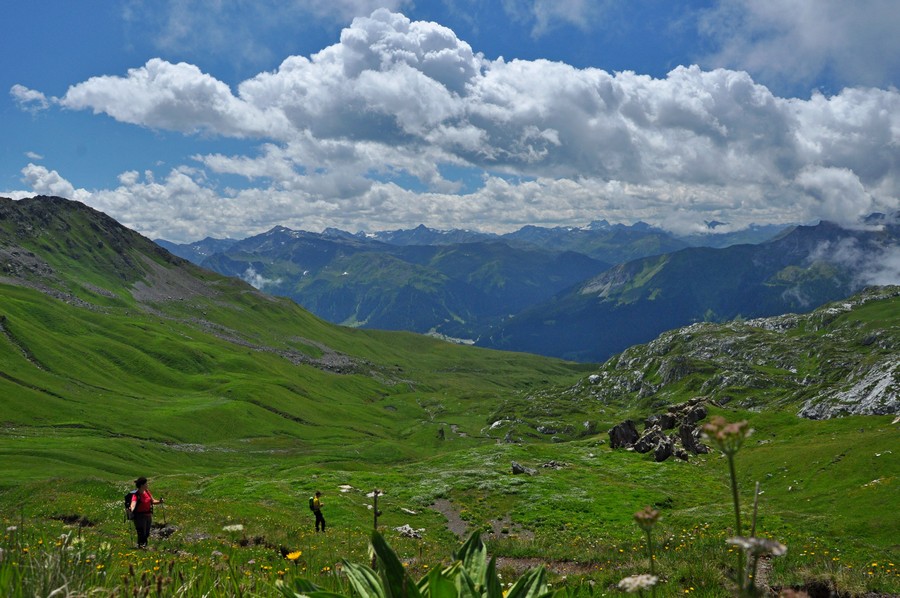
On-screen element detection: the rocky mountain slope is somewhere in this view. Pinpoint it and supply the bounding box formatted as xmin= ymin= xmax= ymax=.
xmin=573 ymin=286 xmax=899 ymax=419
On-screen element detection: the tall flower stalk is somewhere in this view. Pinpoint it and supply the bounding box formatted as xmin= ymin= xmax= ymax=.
xmin=634 ymin=506 xmax=660 ymax=576
xmin=702 ymin=416 xmax=753 ymax=593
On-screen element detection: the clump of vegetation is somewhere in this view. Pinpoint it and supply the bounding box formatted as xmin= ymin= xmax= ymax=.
xmin=279 ymin=531 xmax=553 ymax=598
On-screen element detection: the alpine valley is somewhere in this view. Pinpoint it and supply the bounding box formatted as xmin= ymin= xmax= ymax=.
xmin=159 ymin=214 xmax=898 ymax=362
xmin=1 ymin=196 xmax=898 ymax=597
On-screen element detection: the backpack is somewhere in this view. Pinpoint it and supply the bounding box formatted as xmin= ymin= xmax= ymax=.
xmin=308 ymin=496 xmax=315 ymax=511
xmin=124 ymin=490 xmax=137 ymax=521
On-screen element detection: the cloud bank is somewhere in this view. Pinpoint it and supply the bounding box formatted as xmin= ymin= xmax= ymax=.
xmin=6 ymin=9 xmax=900 ymax=242
xmin=699 ymin=0 xmax=900 ymax=92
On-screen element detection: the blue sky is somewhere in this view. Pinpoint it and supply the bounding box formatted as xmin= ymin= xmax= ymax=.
xmin=2 ymin=0 xmax=899 ymax=242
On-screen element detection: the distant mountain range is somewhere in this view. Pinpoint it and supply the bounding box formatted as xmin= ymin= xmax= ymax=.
xmin=156 ymin=221 xmax=793 ymax=347
xmin=161 ymin=227 xmax=609 ymax=339
xmin=159 ymin=216 xmax=898 ymax=362
xmin=482 ymin=218 xmax=900 ymax=361
xmin=158 ymin=220 xmax=786 ymax=264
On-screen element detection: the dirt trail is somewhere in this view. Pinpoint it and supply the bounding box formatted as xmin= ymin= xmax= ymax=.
xmin=428 ymin=499 xmax=598 ymax=576
xmin=430 ymin=498 xmax=468 ymax=538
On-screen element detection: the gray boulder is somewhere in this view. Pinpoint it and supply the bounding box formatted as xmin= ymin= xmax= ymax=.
xmin=679 ymin=423 xmax=709 ymax=454
xmin=634 ymin=425 xmax=666 ymax=454
xmin=654 ymin=437 xmax=674 ymax=462
xmin=683 ymin=404 xmax=708 ymax=425
xmin=511 ymin=461 xmax=537 ymax=475
xmin=608 ymin=420 xmax=639 ymax=449
xmin=607 ymin=397 xmax=713 ymax=461
xmin=645 ymin=413 xmax=676 ymax=430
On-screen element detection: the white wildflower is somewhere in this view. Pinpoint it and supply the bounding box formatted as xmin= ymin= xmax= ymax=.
xmin=618 ymin=574 xmax=659 ymax=593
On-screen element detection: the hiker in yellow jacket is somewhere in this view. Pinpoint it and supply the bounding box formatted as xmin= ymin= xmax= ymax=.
xmin=311 ymin=490 xmax=326 ymax=532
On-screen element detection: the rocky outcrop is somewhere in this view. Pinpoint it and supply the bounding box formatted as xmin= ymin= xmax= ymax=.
xmin=580 ymin=287 xmax=900 ymax=419
xmin=608 ymin=398 xmax=710 ymax=462
xmin=798 ymin=359 xmax=898 ymax=419
xmin=645 ymin=413 xmax=676 ymax=430
xmin=679 ymin=421 xmax=709 ymax=454
xmin=608 ymin=420 xmax=639 ymax=448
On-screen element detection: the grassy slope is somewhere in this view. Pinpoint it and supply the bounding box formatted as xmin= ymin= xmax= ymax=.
xmin=0 ymin=275 xmax=589 ymax=484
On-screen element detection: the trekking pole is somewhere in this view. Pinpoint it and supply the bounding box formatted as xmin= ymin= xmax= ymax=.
xmin=125 ymin=512 xmax=135 ymax=548
xmin=161 ymin=500 xmax=167 ymax=526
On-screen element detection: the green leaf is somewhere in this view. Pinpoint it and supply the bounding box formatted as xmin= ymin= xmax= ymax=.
xmin=288 ymin=579 xmax=328 ymax=593
xmin=484 ymin=557 xmax=503 ymax=598
xmin=276 ymin=578 xmax=349 ymax=598
xmin=418 ymin=567 xmax=459 ymax=598
xmin=343 ymin=561 xmax=387 ymax=598
xmin=371 ymin=531 xmax=422 ymax=598
xmin=453 ymin=532 xmax=489 ymax=590
xmin=455 ymin=567 xmax=481 ymax=598
xmin=505 ymin=566 xmax=551 ymax=598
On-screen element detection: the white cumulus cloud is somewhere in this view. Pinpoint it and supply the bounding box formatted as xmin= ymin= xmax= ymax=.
xmin=698 ymin=0 xmax=900 ymax=92
xmin=19 ymin=164 xmax=90 ymax=202
xmin=6 ymin=9 xmax=900 ymax=241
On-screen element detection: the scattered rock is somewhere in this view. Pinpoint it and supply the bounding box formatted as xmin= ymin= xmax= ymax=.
xmin=503 ymin=430 xmax=522 ymax=444
xmin=645 ymin=413 xmax=676 ymax=430
xmin=394 ymin=524 xmax=424 ymax=539
xmin=633 ymin=425 xmax=665 ymax=454
xmin=51 ymin=514 xmax=96 ymax=527
xmin=679 ymin=423 xmax=709 ymax=454
xmin=653 ymin=437 xmax=674 ymax=462
xmin=608 ymin=420 xmax=639 ymax=448
xmin=541 ymin=460 xmax=568 ymax=469
xmin=151 ymin=524 xmax=178 ymax=539
xmin=683 ymin=404 xmax=708 ymax=425
xmin=511 ymin=461 xmax=537 ymax=475
xmin=673 ymin=447 xmax=691 ymax=461
xmin=607 ymin=398 xmax=711 ymax=461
